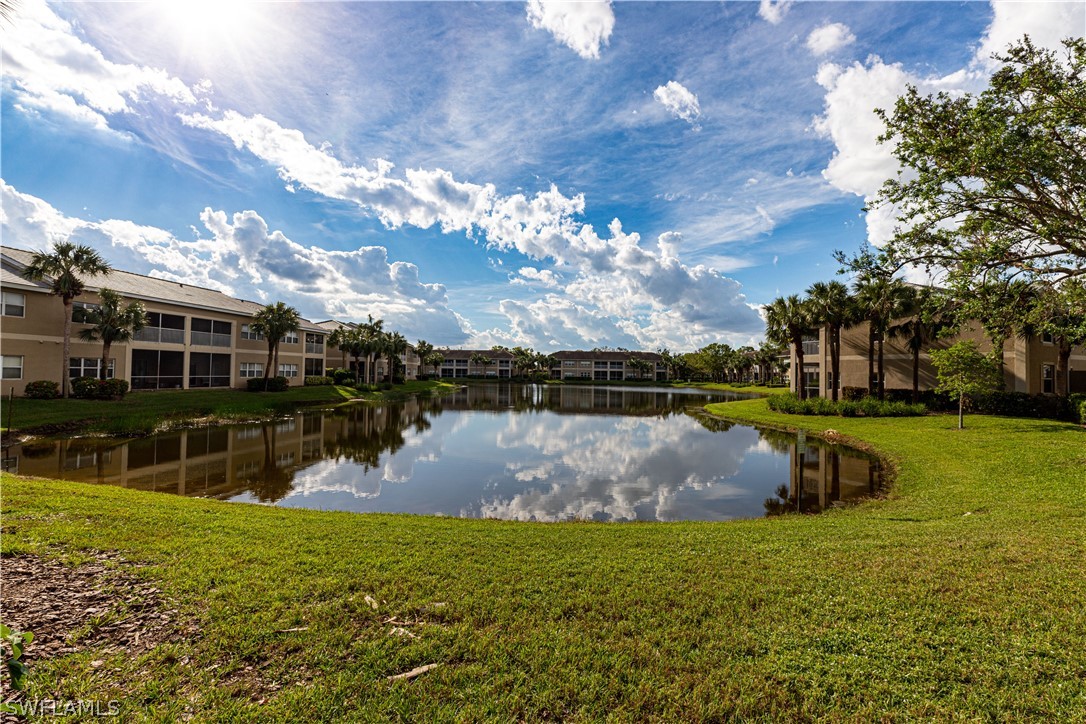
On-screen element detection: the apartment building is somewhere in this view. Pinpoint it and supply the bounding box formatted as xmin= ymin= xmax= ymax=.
xmin=787 ymin=320 xmax=1086 ymax=398
xmin=1 ymin=246 xmax=329 ymax=396
xmin=549 ymin=350 xmax=668 ymax=382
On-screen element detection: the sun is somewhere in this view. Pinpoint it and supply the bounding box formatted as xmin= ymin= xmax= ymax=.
xmin=153 ymin=0 xmax=265 ymax=52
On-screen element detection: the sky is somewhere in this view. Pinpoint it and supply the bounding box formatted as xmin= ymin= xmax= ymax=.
xmin=2 ymin=0 xmax=1083 ymax=352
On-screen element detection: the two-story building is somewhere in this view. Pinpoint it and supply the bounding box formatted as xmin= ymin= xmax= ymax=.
xmin=1 ymin=246 xmax=329 ymax=395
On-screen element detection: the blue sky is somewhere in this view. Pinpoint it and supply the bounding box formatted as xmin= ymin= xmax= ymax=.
xmin=2 ymin=1 xmax=1082 ymax=350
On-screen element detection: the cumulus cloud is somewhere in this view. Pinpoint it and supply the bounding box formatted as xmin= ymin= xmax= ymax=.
xmin=758 ymin=0 xmax=794 ymax=25
xmin=182 ymin=110 xmax=764 ymax=350
xmin=0 ymin=180 xmax=468 ymax=343
xmin=0 ymin=0 xmax=201 ymax=131
xmin=526 ymin=0 xmax=615 ymax=60
xmin=653 ymin=80 xmax=702 ymax=128
xmin=513 ymin=267 xmax=562 ymax=288
xmin=975 ymin=0 xmax=1085 ymax=68
xmin=806 ymin=22 xmax=856 ymax=56
xmin=812 ymin=58 xmax=979 ymax=244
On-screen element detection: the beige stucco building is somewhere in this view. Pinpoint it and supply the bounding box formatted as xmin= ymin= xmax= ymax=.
xmin=786 ymin=319 xmax=1086 ymax=398
xmin=2 ymin=246 xmax=331 ymax=396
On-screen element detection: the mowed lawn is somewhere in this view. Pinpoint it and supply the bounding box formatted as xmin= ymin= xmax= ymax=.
xmin=2 ymin=398 xmax=1084 ymax=720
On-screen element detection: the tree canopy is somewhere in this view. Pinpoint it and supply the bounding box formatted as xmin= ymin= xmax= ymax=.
xmin=872 ymin=37 xmax=1086 ymax=284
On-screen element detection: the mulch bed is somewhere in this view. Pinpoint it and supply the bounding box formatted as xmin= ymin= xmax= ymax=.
xmin=0 ymin=551 xmax=190 ymax=718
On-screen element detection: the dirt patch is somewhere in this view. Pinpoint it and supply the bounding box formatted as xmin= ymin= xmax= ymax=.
xmin=0 ymin=551 xmax=192 ymax=716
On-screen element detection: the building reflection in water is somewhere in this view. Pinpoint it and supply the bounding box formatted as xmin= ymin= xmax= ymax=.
xmin=758 ymin=429 xmax=882 ymax=515
xmin=4 ymin=384 xmax=880 ymax=518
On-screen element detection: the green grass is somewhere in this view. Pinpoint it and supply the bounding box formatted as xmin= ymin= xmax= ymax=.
xmin=2 ymin=381 xmax=459 ymax=436
xmin=2 ymin=399 xmax=1084 ymax=720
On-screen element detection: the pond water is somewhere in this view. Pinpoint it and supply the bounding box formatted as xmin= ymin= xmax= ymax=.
xmin=4 ymin=384 xmax=881 ymax=522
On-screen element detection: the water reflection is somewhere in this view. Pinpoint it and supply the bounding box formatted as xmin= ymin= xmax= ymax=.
xmin=5 ymin=384 xmax=880 ymax=521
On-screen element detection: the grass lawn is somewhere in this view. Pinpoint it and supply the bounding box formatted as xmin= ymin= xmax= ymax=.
xmin=1 ymin=398 xmax=1084 ymax=720
xmin=1 ymin=380 xmax=459 ymax=437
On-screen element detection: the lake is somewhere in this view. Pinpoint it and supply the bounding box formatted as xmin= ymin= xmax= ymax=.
xmin=4 ymin=384 xmax=881 ymax=521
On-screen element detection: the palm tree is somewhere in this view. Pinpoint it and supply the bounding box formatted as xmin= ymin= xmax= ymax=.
xmin=384 ymin=331 xmax=408 ymax=383
xmin=805 ymin=280 xmax=853 ymax=401
xmin=853 ymin=274 xmax=910 ymax=399
xmin=358 ymin=315 xmax=385 ymax=385
xmin=414 ymin=339 xmax=434 ymax=378
xmin=887 ymin=286 xmax=955 ymax=403
xmin=469 ymin=352 xmax=493 ymax=377
xmin=328 ymin=326 xmax=350 ymax=370
xmin=341 ymin=327 xmax=367 ymax=384
xmin=765 ymin=294 xmax=812 ymax=400
xmin=21 ymin=242 xmax=112 ymax=397
xmin=250 ymin=302 xmax=301 ymax=387
xmin=425 ymin=351 xmax=445 ymax=378
xmin=76 ymin=288 xmax=146 ymax=381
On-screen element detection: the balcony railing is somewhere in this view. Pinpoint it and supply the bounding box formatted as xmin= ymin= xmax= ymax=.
xmin=801 ymin=340 xmax=820 ymax=356
xmin=134 ymin=327 xmax=185 ymax=345
xmin=305 ymin=342 xmax=324 ymax=355
xmin=190 ymin=331 xmax=232 ymax=347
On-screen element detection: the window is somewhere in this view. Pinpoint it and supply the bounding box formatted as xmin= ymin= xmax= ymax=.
xmin=563 ymin=360 xmax=575 ymax=367
xmin=130 ymin=349 xmax=184 ymax=390
xmin=580 ymin=361 xmax=591 ymax=367
xmin=304 ymin=333 xmax=324 ymax=354
xmin=280 ymin=331 xmax=299 ymax=344
xmin=189 ymin=352 xmax=232 ymax=388
xmin=1042 ymin=364 xmax=1055 ymax=394
xmin=241 ymin=324 xmax=265 ymax=341
xmin=2 ymin=355 xmax=23 ymax=380
xmin=1 ymin=292 xmax=25 ymax=317
xmin=134 ymin=312 xmax=185 ymax=344
xmin=239 ymin=362 xmax=263 ymax=378
xmin=71 ymin=301 xmax=100 ymax=324
xmin=801 ymin=335 xmax=820 ymax=356
xmin=304 ymin=358 xmax=324 ymax=377
xmin=69 ymin=358 xmax=114 ymax=380
xmin=1042 ymin=332 xmax=1054 ymax=344
xmin=191 ymin=318 xmax=232 ymax=347
xmin=278 ymin=363 xmax=298 ymax=378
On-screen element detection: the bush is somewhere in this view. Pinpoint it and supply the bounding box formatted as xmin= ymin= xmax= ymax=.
xmin=71 ymin=376 xmax=100 ymax=399
xmin=1079 ymin=399 xmax=1086 ymax=425
xmin=97 ymin=378 xmax=129 ymax=399
xmin=968 ymin=391 xmax=1074 ymax=420
xmin=332 ymin=369 xmax=355 ymax=385
xmin=246 ymin=376 xmax=290 ymax=392
xmin=841 ymin=386 xmax=868 ymax=401
xmin=768 ymin=392 xmax=926 ymax=418
xmin=23 ymin=380 xmax=59 ymax=399
xmin=305 ymin=376 xmax=334 ymax=386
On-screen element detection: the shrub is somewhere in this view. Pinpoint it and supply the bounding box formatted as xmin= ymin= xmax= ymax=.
xmin=97 ymin=378 xmax=129 ymax=399
xmin=768 ymin=392 xmax=926 ymax=418
xmin=23 ymin=380 xmax=59 ymax=399
xmin=968 ymin=391 xmax=1073 ymax=420
xmin=304 ymin=376 xmax=334 ymax=386
xmin=246 ymin=376 xmax=290 ymax=392
xmin=71 ymin=376 xmax=100 ymax=399
xmin=841 ymin=386 xmax=868 ymax=401
xmin=1079 ymin=399 xmax=1086 ymax=425
xmin=332 ymin=369 xmax=355 ymax=385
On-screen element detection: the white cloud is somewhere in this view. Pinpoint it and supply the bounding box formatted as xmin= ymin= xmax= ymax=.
xmin=526 ymin=0 xmax=615 ymax=60
xmin=0 ymin=180 xmax=468 ymax=343
xmin=812 ymin=57 xmax=979 ymax=245
xmin=758 ymin=0 xmax=794 ymax=25
xmin=975 ymin=0 xmax=1086 ymax=69
xmin=182 ymin=110 xmax=764 ymax=350
xmin=653 ymin=80 xmax=702 ymax=128
xmin=806 ymin=22 xmax=856 ymax=56
xmin=0 ymin=0 xmax=200 ymax=131
xmin=513 ymin=267 xmax=562 ymax=288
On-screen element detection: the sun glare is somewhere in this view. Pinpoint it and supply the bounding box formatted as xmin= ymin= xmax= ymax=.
xmin=154 ymin=0 xmax=263 ymax=50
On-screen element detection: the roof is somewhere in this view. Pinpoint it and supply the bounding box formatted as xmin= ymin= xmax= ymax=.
xmin=551 ymin=350 xmax=662 ymax=363
xmin=2 ymin=246 xmax=326 ymax=333
xmin=438 ymin=349 xmax=516 ymax=361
